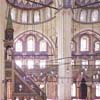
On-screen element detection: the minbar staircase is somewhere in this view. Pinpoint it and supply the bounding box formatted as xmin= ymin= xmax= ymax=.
xmin=14 ymin=65 xmax=46 ymax=100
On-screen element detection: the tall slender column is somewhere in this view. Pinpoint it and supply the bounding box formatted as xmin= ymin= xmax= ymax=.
xmin=87 ymin=82 xmax=90 ymax=100
xmin=56 ymin=8 xmax=73 ymax=100
xmin=4 ymin=80 xmax=7 ymax=100
xmin=77 ymin=87 xmax=80 ymax=99
xmin=0 ymin=0 xmax=7 ymax=99
xmin=76 ymin=83 xmax=80 ymax=99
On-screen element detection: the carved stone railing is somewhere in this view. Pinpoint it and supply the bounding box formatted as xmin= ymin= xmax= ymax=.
xmin=14 ymin=65 xmax=46 ymax=100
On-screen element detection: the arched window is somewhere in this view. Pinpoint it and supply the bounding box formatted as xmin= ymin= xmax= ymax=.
xmin=15 ymin=40 xmax=22 ymax=52
xmin=95 ymin=60 xmax=100 ymax=69
xmin=22 ymin=11 xmax=27 ymax=23
xmin=11 ymin=8 xmax=16 ymax=20
xmin=40 ymin=60 xmax=46 ymax=69
xmin=34 ymin=11 xmax=40 ymax=23
xmin=91 ymin=10 xmax=98 ymax=22
xmin=15 ymin=60 xmax=22 ymax=68
xmin=96 ymin=83 xmax=100 ymax=96
xmin=80 ymin=10 xmax=87 ymax=22
xmin=71 ymin=83 xmax=76 ymax=97
xmin=95 ymin=41 xmax=100 ymax=51
xmin=27 ymin=59 xmax=34 ymax=69
xmin=80 ymin=35 xmax=89 ymax=51
xmin=27 ymin=36 xmax=35 ymax=52
xmin=40 ymin=40 xmax=47 ymax=52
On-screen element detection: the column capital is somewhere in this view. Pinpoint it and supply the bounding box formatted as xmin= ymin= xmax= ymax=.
xmin=56 ymin=8 xmax=73 ymax=16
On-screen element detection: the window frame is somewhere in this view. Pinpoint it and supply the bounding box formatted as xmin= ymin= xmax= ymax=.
xmin=27 ymin=59 xmax=34 ymax=69
xmin=15 ymin=40 xmax=23 ymax=52
xmin=11 ymin=8 xmax=16 ymax=21
xmin=40 ymin=59 xmax=46 ymax=69
xmin=80 ymin=35 xmax=89 ymax=52
xmin=26 ymin=35 xmax=36 ymax=52
xmin=80 ymin=10 xmax=87 ymax=22
xmin=91 ymin=10 xmax=99 ymax=22
xmin=21 ymin=11 xmax=28 ymax=23
xmin=34 ymin=11 xmax=40 ymax=23
xmin=39 ymin=39 xmax=47 ymax=52
xmin=81 ymin=59 xmax=88 ymax=71
xmin=95 ymin=41 xmax=100 ymax=52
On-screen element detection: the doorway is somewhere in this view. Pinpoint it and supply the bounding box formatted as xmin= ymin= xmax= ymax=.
xmin=80 ymin=78 xmax=87 ymax=99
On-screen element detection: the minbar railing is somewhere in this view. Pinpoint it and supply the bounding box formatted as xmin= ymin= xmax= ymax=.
xmin=14 ymin=65 xmax=46 ymax=100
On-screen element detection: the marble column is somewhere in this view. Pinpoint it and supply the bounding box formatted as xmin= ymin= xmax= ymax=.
xmin=76 ymin=85 xmax=80 ymax=99
xmin=56 ymin=8 xmax=73 ymax=100
xmin=87 ymin=83 xmax=92 ymax=100
xmin=0 ymin=0 xmax=7 ymax=99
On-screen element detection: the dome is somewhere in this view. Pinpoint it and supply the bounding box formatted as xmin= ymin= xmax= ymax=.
xmin=6 ymin=0 xmax=53 ymax=9
xmin=76 ymin=0 xmax=100 ymax=7
xmin=73 ymin=0 xmax=100 ymax=23
xmin=6 ymin=0 xmax=62 ymax=24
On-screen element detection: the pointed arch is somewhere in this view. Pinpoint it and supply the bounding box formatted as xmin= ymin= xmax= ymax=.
xmin=14 ymin=30 xmax=55 ymax=53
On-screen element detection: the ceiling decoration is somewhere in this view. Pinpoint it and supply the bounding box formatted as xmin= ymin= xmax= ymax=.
xmin=6 ymin=0 xmax=53 ymax=10
xmin=73 ymin=0 xmax=100 ymax=23
xmin=76 ymin=0 xmax=100 ymax=8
